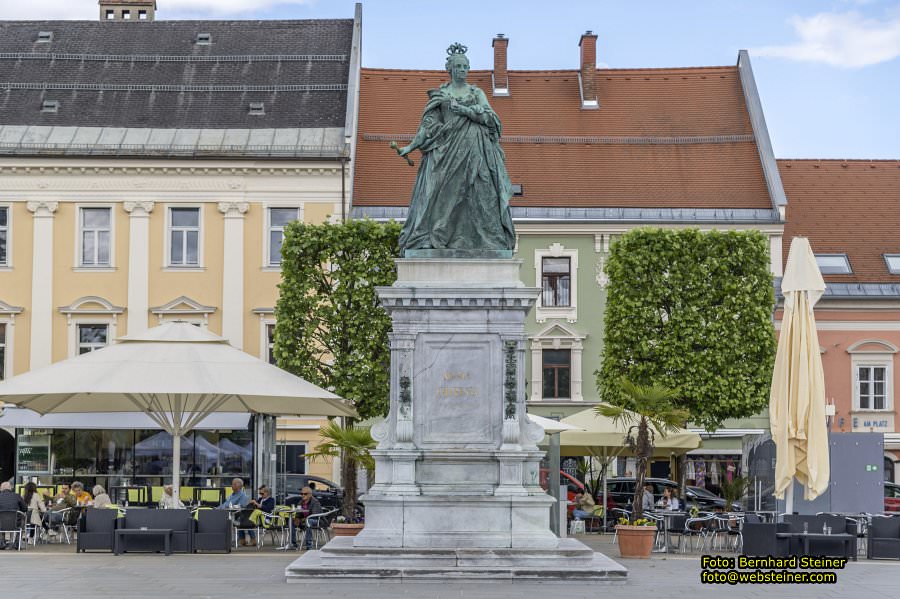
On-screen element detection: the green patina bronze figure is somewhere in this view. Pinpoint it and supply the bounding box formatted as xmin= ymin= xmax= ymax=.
xmin=395 ymin=42 xmax=516 ymax=256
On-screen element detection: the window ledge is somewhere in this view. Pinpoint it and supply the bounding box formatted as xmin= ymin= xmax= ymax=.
xmin=852 ymin=408 xmax=893 ymax=413
xmin=535 ymin=306 xmax=577 ymax=323
xmin=261 ymin=266 xmax=283 ymax=272
xmin=73 ymin=266 xmax=116 ymax=272
xmin=164 ymin=266 xmax=206 ymax=272
xmin=0 ymin=266 xmax=11 ymax=272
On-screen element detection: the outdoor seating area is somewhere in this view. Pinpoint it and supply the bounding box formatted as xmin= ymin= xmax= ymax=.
xmin=0 ymin=503 xmax=342 ymax=554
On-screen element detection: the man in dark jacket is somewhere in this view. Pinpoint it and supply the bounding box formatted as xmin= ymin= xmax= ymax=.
xmin=0 ymin=481 xmax=27 ymax=549
xmin=287 ymin=486 xmax=323 ymax=549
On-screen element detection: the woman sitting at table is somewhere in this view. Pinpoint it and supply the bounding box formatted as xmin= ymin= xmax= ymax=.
xmin=91 ymin=485 xmax=113 ymax=509
xmin=22 ymin=482 xmax=47 ymax=540
xmin=661 ymin=487 xmax=681 ymax=511
xmin=159 ymin=484 xmax=185 ymax=509
xmin=243 ymin=485 xmax=276 ymax=546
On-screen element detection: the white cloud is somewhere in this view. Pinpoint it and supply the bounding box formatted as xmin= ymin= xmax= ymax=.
xmin=0 ymin=0 xmax=314 ymax=19
xmin=754 ymin=11 xmax=900 ymax=68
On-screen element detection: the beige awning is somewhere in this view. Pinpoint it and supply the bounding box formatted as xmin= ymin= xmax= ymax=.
xmin=553 ymin=408 xmax=701 ymax=457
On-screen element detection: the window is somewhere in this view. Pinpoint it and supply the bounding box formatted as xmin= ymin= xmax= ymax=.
xmin=197 ymin=33 xmax=212 ymax=45
xmin=41 ymin=100 xmax=59 ymax=113
xmin=121 ymin=10 xmax=131 ymax=19
xmin=105 ymin=9 xmax=115 ymax=19
xmin=138 ymin=10 xmax=148 ymax=20
xmin=37 ymin=31 xmax=53 ymax=43
xmin=542 ymin=349 xmax=571 ymax=399
xmin=77 ymin=324 xmax=108 ymax=354
xmin=268 ymin=208 xmax=299 ymax=266
xmin=249 ymin=102 xmax=265 ymax=116
xmin=884 ymin=255 xmax=900 ymax=275
xmin=168 ymin=207 xmax=200 ymax=266
xmin=815 ymin=254 xmax=852 ymax=274
xmin=80 ymin=207 xmax=111 ymax=266
xmin=266 ymin=323 xmax=276 ymax=365
xmin=858 ymin=365 xmax=887 ymax=410
xmin=0 ymin=323 xmax=6 ymax=380
xmin=0 ymin=206 xmax=7 ymax=266
xmin=542 ymin=257 xmax=571 ymax=307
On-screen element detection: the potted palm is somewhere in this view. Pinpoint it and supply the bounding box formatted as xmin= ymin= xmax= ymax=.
xmin=304 ymin=420 xmax=375 ymax=537
xmin=597 ymin=378 xmax=689 ymax=558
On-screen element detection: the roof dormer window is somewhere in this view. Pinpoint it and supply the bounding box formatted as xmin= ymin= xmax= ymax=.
xmin=197 ymin=33 xmax=212 ymax=45
xmin=41 ymin=100 xmax=60 ymax=113
xmin=37 ymin=31 xmax=53 ymax=43
xmin=122 ymin=10 xmax=131 ymax=20
xmin=248 ymin=102 xmax=265 ymax=116
xmin=884 ymin=254 xmax=900 ymax=275
xmin=105 ymin=10 xmax=115 ymax=20
xmin=815 ymin=254 xmax=852 ymax=275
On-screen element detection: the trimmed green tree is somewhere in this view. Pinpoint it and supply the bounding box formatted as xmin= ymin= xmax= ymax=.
xmin=275 ymin=219 xmax=400 ymax=517
xmin=597 ymin=228 xmax=776 ymax=431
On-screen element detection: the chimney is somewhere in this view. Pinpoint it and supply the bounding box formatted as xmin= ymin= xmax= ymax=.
xmin=579 ymin=30 xmax=599 ymax=109
xmin=99 ymin=1 xmax=157 ymax=22
xmin=492 ymin=34 xmax=510 ymax=97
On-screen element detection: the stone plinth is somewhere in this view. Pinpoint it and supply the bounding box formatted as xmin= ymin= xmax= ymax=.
xmin=286 ymin=258 xmax=626 ymax=582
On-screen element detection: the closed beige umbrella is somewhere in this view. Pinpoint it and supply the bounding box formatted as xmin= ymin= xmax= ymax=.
xmin=770 ymin=237 xmax=829 ymax=509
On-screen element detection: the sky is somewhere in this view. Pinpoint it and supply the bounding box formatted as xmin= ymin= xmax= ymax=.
xmin=1 ymin=0 xmax=899 ymax=159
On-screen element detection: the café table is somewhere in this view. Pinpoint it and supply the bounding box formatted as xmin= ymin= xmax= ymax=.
xmin=276 ymin=506 xmax=309 ymax=551
xmin=776 ymin=531 xmax=856 ymax=561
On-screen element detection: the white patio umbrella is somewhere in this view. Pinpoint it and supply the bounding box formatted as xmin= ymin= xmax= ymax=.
xmin=0 ymin=322 xmax=356 ymax=498
xmin=770 ymin=237 xmax=830 ymax=512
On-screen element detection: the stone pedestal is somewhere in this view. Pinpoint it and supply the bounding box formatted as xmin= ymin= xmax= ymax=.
xmin=286 ymin=258 xmax=626 ymax=583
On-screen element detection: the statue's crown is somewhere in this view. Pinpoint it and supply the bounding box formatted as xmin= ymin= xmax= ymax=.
xmin=446 ymin=42 xmax=468 ymax=56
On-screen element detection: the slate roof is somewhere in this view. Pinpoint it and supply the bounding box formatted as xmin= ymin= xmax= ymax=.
xmin=352 ymin=64 xmax=777 ymax=214
xmin=0 ymin=20 xmax=353 ymax=131
xmin=780 ymin=159 xmax=900 ymax=285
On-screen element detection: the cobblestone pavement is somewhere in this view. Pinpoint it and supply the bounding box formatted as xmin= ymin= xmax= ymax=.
xmin=1 ymin=534 xmax=896 ymax=598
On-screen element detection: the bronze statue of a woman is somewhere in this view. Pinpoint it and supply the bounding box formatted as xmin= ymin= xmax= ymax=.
xmin=396 ymin=43 xmax=516 ymax=255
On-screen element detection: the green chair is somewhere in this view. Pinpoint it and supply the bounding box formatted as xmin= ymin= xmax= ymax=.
xmin=126 ymin=487 xmax=148 ymax=506
xmin=179 ymin=486 xmax=195 ymax=504
xmin=150 ymin=486 xmax=165 ymax=505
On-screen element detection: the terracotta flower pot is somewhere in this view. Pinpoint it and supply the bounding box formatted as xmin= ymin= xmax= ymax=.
xmin=331 ymin=522 xmax=365 ymax=537
xmin=616 ymin=524 xmax=656 ymax=559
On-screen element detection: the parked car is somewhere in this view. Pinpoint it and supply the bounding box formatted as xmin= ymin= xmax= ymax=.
xmin=539 ymin=469 xmax=585 ymax=516
xmin=885 ymin=481 xmax=900 ymax=512
xmin=683 ymin=485 xmax=743 ymax=512
xmin=282 ymin=475 xmax=345 ymax=513
xmin=604 ymin=477 xmax=676 ymax=510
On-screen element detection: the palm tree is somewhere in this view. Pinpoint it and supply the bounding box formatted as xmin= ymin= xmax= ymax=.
xmin=596 ymin=378 xmax=689 ymax=522
xmin=304 ymin=420 xmax=375 ymax=521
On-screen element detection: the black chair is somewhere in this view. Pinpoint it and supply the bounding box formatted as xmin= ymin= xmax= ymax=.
xmin=742 ymin=522 xmax=790 ymax=556
xmin=0 ymin=510 xmax=27 ymax=551
xmin=867 ymin=516 xmax=900 ymax=560
xmin=76 ymin=508 xmax=118 ymax=552
xmin=194 ymin=509 xmax=232 ymax=553
xmin=121 ymin=508 xmax=192 ymax=553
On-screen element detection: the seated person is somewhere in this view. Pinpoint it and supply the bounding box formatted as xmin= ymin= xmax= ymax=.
xmin=242 ymin=485 xmax=276 ymax=546
xmin=288 ymin=486 xmax=322 ymax=550
xmin=91 ymin=485 xmax=113 ymax=509
xmin=159 ymin=484 xmax=185 ymax=509
xmin=641 ymin=483 xmax=655 ymax=512
xmin=70 ymin=481 xmax=92 ymax=506
xmin=218 ymin=478 xmax=249 ymax=509
xmin=660 ymin=487 xmax=681 ymax=510
xmin=572 ymin=490 xmax=596 ymax=521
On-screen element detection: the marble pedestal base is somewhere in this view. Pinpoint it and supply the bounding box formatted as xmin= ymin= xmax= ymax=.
xmin=285 ymin=537 xmax=628 ymax=583
xmin=285 ymin=258 xmax=626 ymax=583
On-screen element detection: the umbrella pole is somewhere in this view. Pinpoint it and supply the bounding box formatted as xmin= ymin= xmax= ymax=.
xmin=172 ymin=433 xmax=181 ymax=501
xmin=602 ymin=447 xmax=608 ymax=530
xmin=784 ymin=479 xmax=794 ymax=515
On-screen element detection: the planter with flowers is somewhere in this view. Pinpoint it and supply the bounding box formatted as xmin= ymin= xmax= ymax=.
xmin=615 ymin=517 xmax=658 ymax=558
xmin=330 ymin=514 xmax=365 ymax=537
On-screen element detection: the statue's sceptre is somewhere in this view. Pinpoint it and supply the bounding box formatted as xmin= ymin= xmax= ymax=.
xmin=389 ymin=141 xmax=415 ymax=167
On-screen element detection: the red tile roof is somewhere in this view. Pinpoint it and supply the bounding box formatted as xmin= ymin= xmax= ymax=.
xmin=779 ymin=159 xmax=900 ymax=283
xmin=354 ymin=67 xmax=773 ymax=209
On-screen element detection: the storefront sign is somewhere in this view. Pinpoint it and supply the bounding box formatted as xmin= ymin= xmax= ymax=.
xmin=851 ymin=413 xmax=895 ymax=433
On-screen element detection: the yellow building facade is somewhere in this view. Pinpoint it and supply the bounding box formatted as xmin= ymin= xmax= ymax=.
xmin=0 ymin=157 xmax=349 ymax=482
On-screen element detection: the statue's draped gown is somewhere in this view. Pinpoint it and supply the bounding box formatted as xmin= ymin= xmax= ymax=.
xmin=399 ymin=83 xmax=516 ymax=251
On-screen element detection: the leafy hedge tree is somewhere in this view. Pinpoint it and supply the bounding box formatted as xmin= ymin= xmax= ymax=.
xmin=275 ymin=219 xmax=400 ymax=515
xmin=597 ymin=228 xmax=776 ymax=431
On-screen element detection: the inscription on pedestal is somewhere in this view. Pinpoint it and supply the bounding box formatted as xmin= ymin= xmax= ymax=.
xmin=414 ymin=334 xmax=498 ymax=446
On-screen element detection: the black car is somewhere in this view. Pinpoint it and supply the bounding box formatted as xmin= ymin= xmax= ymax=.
xmin=282 ymin=475 xmax=344 ymax=512
xmin=683 ymin=485 xmax=742 ymax=512
xmin=604 ymin=477 xmax=678 ymax=509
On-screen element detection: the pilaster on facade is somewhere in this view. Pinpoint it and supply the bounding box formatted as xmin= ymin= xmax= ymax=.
xmin=123 ymin=201 xmax=154 ymax=335
xmin=26 ymin=200 xmax=58 ymax=370
xmin=218 ymin=202 xmax=249 ymax=349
